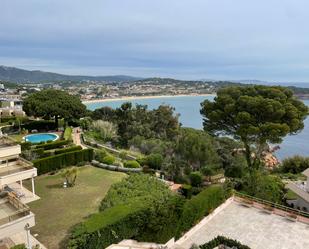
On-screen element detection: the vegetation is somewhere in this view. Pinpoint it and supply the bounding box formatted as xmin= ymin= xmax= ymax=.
xmin=33 ymin=149 xmax=94 ymax=174
xmin=279 ymin=155 xmax=309 ymax=174
xmin=91 ymin=103 xmax=179 ymax=146
xmin=35 ymin=140 xmax=70 ymax=150
xmin=68 ymin=175 xmax=184 ymax=248
xmin=61 ymin=167 xmax=79 ymax=187
xmin=91 ymin=120 xmax=118 ymax=142
xmin=201 ymin=85 xmax=308 ymax=170
xmin=64 ymin=127 xmax=73 ymax=140
xmin=176 ymin=185 xmax=227 ymax=238
xmin=23 ymin=89 xmax=86 ymax=127
xmin=194 ymin=235 xmax=251 ymax=249
xmin=123 ymin=160 xmax=140 ymax=168
xmin=25 ymin=166 xmax=126 ymax=249
xmin=54 ymin=145 xmax=83 ymax=155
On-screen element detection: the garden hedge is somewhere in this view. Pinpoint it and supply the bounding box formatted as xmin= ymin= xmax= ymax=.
xmin=54 ymin=145 xmax=82 ymax=155
xmin=67 ymin=175 xmax=184 ymax=249
xmin=196 ymin=235 xmax=250 ymax=249
xmin=33 ymin=149 xmax=93 ymax=174
xmin=176 ymin=185 xmax=226 ymax=238
xmin=35 ymin=139 xmax=70 ymax=150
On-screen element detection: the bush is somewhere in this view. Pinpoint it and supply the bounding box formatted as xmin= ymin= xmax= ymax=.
xmin=181 ymin=184 xmax=192 ymax=198
xmin=35 ymin=139 xmax=70 ymax=150
xmin=94 ymin=149 xmax=108 ymax=162
xmin=189 ymin=171 xmax=203 ymax=187
xmin=21 ymin=142 xmax=32 ymax=151
xmin=123 ymin=160 xmax=140 ymax=168
xmin=176 ymin=185 xmax=226 ymax=238
xmin=10 ymin=245 xmax=27 ymax=249
xmin=64 ymin=127 xmax=73 ymax=140
xmin=54 ymin=146 xmax=82 ymax=155
xmin=102 ymin=155 xmax=116 ymax=165
xmin=22 ymin=120 xmax=56 ymax=131
xmin=33 ymin=149 xmax=94 ymax=174
xmin=196 ymin=235 xmax=251 ymax=249
xmin=145 ymin=153 xmax=163 ymax=170
xmin=280 ymin=156 xmax=309 ymax=174
xmin=67 ymin=175 xmax=184 ymax=249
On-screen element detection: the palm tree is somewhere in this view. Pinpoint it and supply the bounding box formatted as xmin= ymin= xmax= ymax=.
xmin=61 ymin=167 xmax=79 ymax=187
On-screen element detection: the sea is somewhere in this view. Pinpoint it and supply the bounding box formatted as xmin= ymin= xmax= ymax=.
xmin=86 ymin=95 xmax=309 ymax=160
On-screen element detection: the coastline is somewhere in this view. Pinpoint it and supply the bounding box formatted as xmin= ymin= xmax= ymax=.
xmin=82 ymin=93 xmax=216 ymax=104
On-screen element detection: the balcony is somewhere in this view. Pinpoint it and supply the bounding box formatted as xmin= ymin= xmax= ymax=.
xmin=0 ymin=192 xmax=35 ymax=238
xmin=0 ymin=158 xmax=37 ymax=187
xmin=0 ymin=136 xmax=21 ymax=159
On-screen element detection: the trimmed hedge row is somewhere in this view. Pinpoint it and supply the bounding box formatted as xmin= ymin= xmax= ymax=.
xmin=67 ymin=203 xmax=147 ymax=249
xmin=54 ymin=146 xmax=82 ymax=155
xmin=35 ymin=140 xmax=70 ymax=150
xmin=196 ymin=235 xmax=251 ymax=249
xmin=176 ymin=185 xmax=226 ymax=238
xmin=33 ymin=149 xmax=94 ymax=174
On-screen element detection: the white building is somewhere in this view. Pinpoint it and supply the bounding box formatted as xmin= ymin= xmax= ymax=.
xmin=0 ymin=135 xmax=42 ymax=249
xmin=287 ymin=168 xmax=309 ymax=211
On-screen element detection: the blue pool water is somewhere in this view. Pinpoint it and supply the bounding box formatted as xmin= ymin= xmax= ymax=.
xmin=24 ymin=133 xmax=59 ymax=143
xmin=86 ymin=96 xmax=309 ymax=159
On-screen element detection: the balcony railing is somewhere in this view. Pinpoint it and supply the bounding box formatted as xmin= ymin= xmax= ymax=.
xmin=0 ymin=135 xmax=18 ymax=148
xmin=234 ymin=191 xmax=309 ymax=220
xmin=0 ymin=158 xmax=33 ymax=177
xmin=0 ymin=192 xmax=30 ymax=226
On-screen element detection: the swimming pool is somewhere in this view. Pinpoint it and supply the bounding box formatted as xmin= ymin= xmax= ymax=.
xmin=24 ymin=133 xmax=59 ymax=143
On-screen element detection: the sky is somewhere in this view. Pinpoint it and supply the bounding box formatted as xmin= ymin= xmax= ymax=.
xmin=1 ymin=0 xmax=309 ymax=81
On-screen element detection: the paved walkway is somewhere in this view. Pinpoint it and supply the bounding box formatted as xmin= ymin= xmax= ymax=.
xmin=72 ymin=127 xmax=86 ymax=149
xmin=176 ymin=201 xmax=309 ymax=249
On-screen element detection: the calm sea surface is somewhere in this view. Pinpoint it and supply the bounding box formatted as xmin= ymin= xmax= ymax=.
xmin=86 ymin=96 xmax=309 ymax=160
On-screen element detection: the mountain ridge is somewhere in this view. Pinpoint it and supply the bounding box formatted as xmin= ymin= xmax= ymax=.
xmin=0 ymin=65 xmax=142 ymax=83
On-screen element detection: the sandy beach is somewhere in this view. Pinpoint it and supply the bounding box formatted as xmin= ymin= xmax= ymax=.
xmin=82 ymin=93 xmax=215 ymax=104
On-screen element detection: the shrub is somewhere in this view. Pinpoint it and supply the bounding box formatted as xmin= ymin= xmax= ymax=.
xmin=21 ymin=142 xmax=32 ymax=151
xmin=91 ymin=120 xmax=118 ymax=142
xmin=10 ymin=245 xmax=27 ymax=249
xmin=181 ymin=184 xmax=192 ymax=198
xmin=33 ymin=149 xmax=94 ymax=174
xmin=67 ymin=175 xmax=184 ymax=249
xmin=64 ymin=127 xmax=73 ymax=140
xmin=189 ymin=172 xmax=203 ymax=187
xmin=55 ymin=146 xmax=82 ymax=155
xmin=123 ymin=160 xmax=140 ymax=168
xmin=279 ymin=155 xmax=309 ymax=174
xmin=102 ymin=155 xmax=116 ymax=165
xmin=94 ymin=149 xmax=108 ymax=161
xmin=145 ymin=153 xmax=163 ymax=170
xmin=196 ymin=235 xmax=251 ymax=249
xmin=35 ymin=139 xmax=70 ymax=150
xmin=176 ymin=185 xmax=226 ymax=238
xmin=22 ymin=120 xmax=56 ymax=131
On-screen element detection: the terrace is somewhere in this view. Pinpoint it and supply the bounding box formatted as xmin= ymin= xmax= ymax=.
xmin=0 ymin=136 xmax=18 ymax=148
xmin=174 ymin=195 xmax=309 ymax=249
xmin=0 ymin=157 xmax=34 ymax=178
xmin=0 ymin=192 xmax=35 ymax=239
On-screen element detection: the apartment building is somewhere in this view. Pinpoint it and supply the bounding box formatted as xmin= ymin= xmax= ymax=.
xmin=0 ymin=135 xmax=40 ymax=249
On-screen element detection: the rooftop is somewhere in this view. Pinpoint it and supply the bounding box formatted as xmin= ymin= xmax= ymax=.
xmin=175 ymin=200 xmax=309 ymax=249
xmin=287 ymin=182 xmax=309 ymax=203
xmin=303 ymin=168 xmax=309 ymax=177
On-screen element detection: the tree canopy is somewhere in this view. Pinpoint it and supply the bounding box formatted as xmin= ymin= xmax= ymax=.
xmin=23 ymin=89 xmax=86 ymax=126
xmin=200 ymin=85 xmax=308 ymax=169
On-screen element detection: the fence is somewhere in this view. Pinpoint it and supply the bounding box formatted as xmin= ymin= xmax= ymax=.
xmin=234 ymin=192 xmax=309 ymax=224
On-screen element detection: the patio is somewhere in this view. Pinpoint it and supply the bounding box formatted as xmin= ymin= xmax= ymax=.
xmin=175 ymin=200 xmax=309 ymax=249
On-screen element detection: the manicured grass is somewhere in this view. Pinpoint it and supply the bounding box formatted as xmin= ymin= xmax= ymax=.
xmin=285 ymin=189 xmax=298 ymax=200
xmin=25 ymin=165 xmax=126 ymax=249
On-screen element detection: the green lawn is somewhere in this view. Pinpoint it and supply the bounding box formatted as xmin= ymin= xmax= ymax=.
xmin=25 ymin=166 xmax=126 ymax=249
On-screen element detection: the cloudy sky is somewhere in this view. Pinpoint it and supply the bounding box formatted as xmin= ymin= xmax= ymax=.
xmin=1 ymin=0 xmax=309 ymax=81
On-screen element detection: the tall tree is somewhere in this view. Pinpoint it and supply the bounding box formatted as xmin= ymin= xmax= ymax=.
xmin=23 ymin=89 xmax=86 ymax=127
xmin=200 ymin=85 xmax=308 ymax=170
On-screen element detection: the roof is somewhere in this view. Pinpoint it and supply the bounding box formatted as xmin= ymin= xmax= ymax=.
xmin=303 ymin=168 xmax=309 ymax=177
xmin=287 ymin=182 xmax=309 ymax=203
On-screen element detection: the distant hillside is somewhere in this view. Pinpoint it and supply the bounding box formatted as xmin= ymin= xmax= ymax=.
xmin=0 ymin=65 xmax=142 ymax=83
